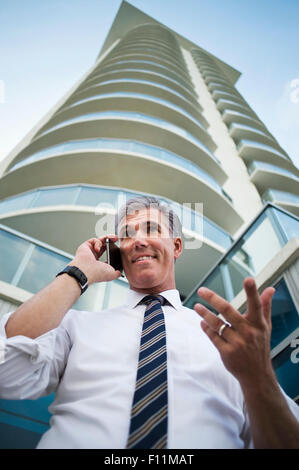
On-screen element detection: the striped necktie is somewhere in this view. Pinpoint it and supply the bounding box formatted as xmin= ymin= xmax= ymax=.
xmin=127 ymin=295 xmax=168 ymax=449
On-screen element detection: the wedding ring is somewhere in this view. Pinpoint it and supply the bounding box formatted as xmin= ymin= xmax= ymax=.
xmin=218 ymin=323 xmax=228 ymax=337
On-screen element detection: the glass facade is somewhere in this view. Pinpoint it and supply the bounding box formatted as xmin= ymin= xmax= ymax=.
xmin=0 ymin=394 xmax=53 ymax=449
xmin=0 ymin=224 xmax=129 ymax=313
xmin=271 ymin=278 xmax=299 ymax=404
xmin=270 ymin=278 xmax=299 ymax=350
xmin=184 ymin=204 xmax=298 ymax=308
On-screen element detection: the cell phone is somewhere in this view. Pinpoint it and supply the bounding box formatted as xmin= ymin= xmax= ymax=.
xmin=106 ymin=238 xmax=124 ymax=273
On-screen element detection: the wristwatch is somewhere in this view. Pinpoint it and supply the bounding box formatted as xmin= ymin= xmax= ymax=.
xmin=56 ymin=266 xmax=88 ymax=295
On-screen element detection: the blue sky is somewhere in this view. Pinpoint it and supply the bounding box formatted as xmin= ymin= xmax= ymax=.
xmin=1 ymin=0 xmax=299 ymax=167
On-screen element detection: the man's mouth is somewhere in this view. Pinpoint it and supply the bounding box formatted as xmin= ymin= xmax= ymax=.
xmin=132 ymin=255 xmax=157 ymax=263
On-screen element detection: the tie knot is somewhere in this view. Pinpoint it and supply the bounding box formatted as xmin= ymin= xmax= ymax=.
xmin=141 ymin=295 xmax=167 ymax=306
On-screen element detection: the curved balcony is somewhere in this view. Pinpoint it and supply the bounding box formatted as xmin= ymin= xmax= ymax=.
xmin=203 ymin=74 xmax=229 ymax=87
xmin=8 ymin=112 xmax=223 ymax=182
xmin=113 ymin=24 xmax=185 ymax=53
xmin=0 ymin=184 xmax=232 ymax=249
xmin=0 ymin=183 xmax=234 ymax=300
xmin=110 ymin=45 xmax=185 ymax=71
xmin=119 ymin=37 xmax=179 ymax=56
xmin=198 ymin=65 xmax=221 ymax=76
xmin=116 ymin=45 xmax=181 ymax=69
xmin=197 ymin=64 xmax=218 ymax=73
xmin=99 ymin=52 xmax=190 ymax=85
xmin=208 ymin=82 xmax=238 ymax=94
xmin=199 ymin=69 xmax=224 ymax=82
xmin=115 ymin=23 xmax=183 ymax=56
xmin=33 ymin=109 xmax=216 ymax=158
xmin=87 ymin=59 xmax=195 ymax=96
xmin=52 ymin=91 xmax=206 ymax=130
xmin=36 ymin=93 xmax=213 ymax=151
xmin=0 ymin=140 xmax=242 ymax=234
xmin=222 ymin=109 xmax=266 ymax=132
xmin=114 ymin=40 xmax=183 ymax=57
xmin=262 ymin=189 xmax=299 ymax=216
xmin=248 ymin=161 xmax=299 ymax=194
xmin=212 ymin=89 xmax=248 ymax=107
xmin=237 ymin=140 xmax=293 ymax=171
xmin=66 ymin=78 xmax=203 ymax=124
xmin=9 ymin=137 xmax=222 ymax=194
xmin=216 ymin=98 xmax=260 ymax=117
xmin=101 ymin=46 xmax=185 ymax=69
xmin=84 ymin=63 xmax=198 ymax=102
xmin=229 ymin=122 xmax=281 ymax=149
xmin=83 ymin=68 xmax=198 ymax=104
xmin=76 ymin=76 xmax=193 ymax=105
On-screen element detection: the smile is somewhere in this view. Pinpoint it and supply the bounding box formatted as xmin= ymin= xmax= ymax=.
xmin=133 ymin=256 xmax=156 ymax=263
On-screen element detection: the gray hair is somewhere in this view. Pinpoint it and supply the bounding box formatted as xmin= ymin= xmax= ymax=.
xmin=115 ymin=196 xmax=182 ymax=238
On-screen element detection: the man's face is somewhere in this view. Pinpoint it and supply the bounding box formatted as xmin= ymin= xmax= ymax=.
xmin=118 ymin=207 xmax=182 ymax=294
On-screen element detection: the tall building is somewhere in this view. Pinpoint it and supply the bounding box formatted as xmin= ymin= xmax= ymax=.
xmin=0 ymin=1 xmax=298 ymax=448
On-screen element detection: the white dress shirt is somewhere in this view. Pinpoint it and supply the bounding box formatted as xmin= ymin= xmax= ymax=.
xmin=0 ymin=288 xmax=298 ymax=449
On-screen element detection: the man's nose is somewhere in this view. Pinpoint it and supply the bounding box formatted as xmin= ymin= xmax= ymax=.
xmin=132 ymin=228 xmax=149 ymax=247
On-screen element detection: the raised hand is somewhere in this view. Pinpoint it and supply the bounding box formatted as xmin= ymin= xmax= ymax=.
xmin=70 ymin=235 xmax=122 ymax=285
xmin=194 ymin=277 xmax=276 ymax=390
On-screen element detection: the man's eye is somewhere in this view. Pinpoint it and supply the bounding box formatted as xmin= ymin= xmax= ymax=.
xmin=147 ymin=222 xmax=160 ymax=234
xmin=119 ymin=229 xmax=129 ymax=239
xmin=120 ymin=227 xmax=136 ymax=238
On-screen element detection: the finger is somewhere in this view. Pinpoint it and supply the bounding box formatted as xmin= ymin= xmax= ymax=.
xmin=90 ymin=238 xmax=106 ymax=259
xmin=106 ymin=269 xmax=123 ymax=281
xmin=97 ymin=235 xmax=118 ymax=256
xmin=101 ymin=234 xmax=118 ymax=243
xmin=243 ymin=278 xmax=264 ymax=325
xmin=197 ymin=287 xmax=243 ymax=330
xmin=92 ymin=235 xmax=116 ymax=256
xmin=194 ymin=303 xmax=233 ymax=341
xmin=260 ymin=287 xmax=275 ymax=326
xmin=85 ymin=238 xmax=103 ymax=259
xmin=200 ymin=320 xmax=228 ymax=351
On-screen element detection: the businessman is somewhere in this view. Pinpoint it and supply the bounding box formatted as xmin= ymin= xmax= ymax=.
xmin=1 ymin=195 xmax=299 ymax=448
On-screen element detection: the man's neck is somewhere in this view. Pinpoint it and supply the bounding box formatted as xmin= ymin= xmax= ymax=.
xmin=130 ymin=286 xmax=176 ymax=295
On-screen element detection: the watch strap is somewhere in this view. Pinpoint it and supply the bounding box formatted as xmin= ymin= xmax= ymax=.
xmin=56 ymin=266 xmax=88 ymax=295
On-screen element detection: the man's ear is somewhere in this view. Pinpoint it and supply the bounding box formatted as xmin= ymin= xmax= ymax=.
xmin=173 ymin=237 xmax=183 ymax=260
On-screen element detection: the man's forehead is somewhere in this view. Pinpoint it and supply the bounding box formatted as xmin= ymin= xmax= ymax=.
xmin=120 ymin=207 xmax=169 ymax=227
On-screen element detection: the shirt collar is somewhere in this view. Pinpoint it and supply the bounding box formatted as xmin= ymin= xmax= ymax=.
xmin=124 ymin=288 xmax=182 ymax=310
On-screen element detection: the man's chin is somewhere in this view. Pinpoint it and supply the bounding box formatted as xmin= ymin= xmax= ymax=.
xmin=126 ymin=270 xmax=160 ymax=290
